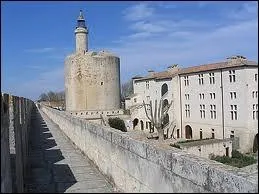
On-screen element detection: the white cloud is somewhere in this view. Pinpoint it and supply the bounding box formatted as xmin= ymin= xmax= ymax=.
xmin=109 ymin=3 xmax=258 ymax=83
xmin=24 ymin=47 xmax=55 ymax=53
xmin=130 ymin=20 xmax=167 ymax=33
xmin=123 ymin=3 xmax=154 ymax=21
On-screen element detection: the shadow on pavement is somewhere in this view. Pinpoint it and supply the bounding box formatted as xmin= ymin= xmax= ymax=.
xmin=25 ymin=108 xmax=77 ymax=193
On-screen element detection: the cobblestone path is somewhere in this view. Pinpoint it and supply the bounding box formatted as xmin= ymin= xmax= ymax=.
xmin=24 ymin=109 xmax=114 ymax=193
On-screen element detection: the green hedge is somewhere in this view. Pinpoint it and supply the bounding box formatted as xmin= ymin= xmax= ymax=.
xmin=211 ymin=150 xmax=257 ymax=168
xmin=108 ymin=117 xmax=127 ymax=132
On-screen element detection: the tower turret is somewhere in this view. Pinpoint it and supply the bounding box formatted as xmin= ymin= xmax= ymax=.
xmin=75 ymin=10 xmax=88 ymax=53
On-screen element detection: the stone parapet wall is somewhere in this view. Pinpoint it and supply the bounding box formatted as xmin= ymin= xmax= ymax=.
xmin=1 ymin=93 xmax=34 ymax=193
xmin=68 ymin=109 xmax=124 ymax=119
xmin=41 ymin=105 xmax=258 ymax=193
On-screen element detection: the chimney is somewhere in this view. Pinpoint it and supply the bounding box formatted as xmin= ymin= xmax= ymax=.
xmin=227 ymin=55 xmax=247 ymax=64
xmin=167 ymin=64 xmax=180 ymax=73
xmin=148 ymin=70 xmax=155 ymax=76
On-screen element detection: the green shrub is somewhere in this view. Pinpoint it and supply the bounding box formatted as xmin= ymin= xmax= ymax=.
xmin=108 ymin=117 xmax=127 ymax=132
xmin=211 ymin=150 xmax=257 ymax=168
xmin=170 ymin=143 xmax=181 ymax=149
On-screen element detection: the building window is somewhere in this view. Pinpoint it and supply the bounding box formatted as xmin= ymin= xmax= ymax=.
xmin=211 ymin=129 xmax=215 ymax=139
xmin=198 ymin=74 xmax=204 ymax=85
xmin=185 ymin=104 xmax=190 ymax=118
xmin=210 ymin=105 xmax=216 ymax=119
xmin=184 ymin=76 xmax=189 ymax=86
xmin=146 ymin=81 xmax=150 ymax=89
xmin=200 ymin=129 xmax=203 ymax=139
xmin=185 ymin=94 xmax=190 ymax=100
xmin=230 ymin=105 xmax=238 ymax=120
xmin=210 ymin=93 xmax=216 ymax=99
xmin=209 ymin=73 xmax=215 ymax=84
xmin=161 ymin=83 xmax=168 ymax=96
xmin=229 ymin=70 xmax=236 ymax=83
xmin=200 ymin=104 xmax=205 ymax=118
xmin=255 ymin=74 xmax=258 ymax=82
xmin=252 ymin=91 xmax=258 ymax=98
xmin=177 ymin=129 xmax=180 ymax=138
xmin=253 ymin=104 xmax=258 ymax=120
xmin=101 ymin=82 xmax=103 ymax=85
xmin=146 ymin=121 xmax=149 ymax=129
xmin=199 ymin=93 xmax=205 ymax=100
xmin=134 ymin=98 xmax=137 ymax=103
xmin=230 ymin=131 xmax=234 ymax=138
xmin=230 ymin=92 xmax=237 ymax=99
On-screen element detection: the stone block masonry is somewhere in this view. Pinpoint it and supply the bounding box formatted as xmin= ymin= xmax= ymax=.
xmin=1 ymin=93 xmax=35 ymax=193
xmin=41 ymin=105 xmax=258 ymax=193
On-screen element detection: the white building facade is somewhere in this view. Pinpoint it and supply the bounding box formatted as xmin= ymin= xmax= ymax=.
xmin=126 ymin=56 xmax=258 ymax=153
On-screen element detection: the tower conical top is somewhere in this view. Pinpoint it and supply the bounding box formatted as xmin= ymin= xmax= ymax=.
xmin=77 ymin=10 xmax=85 ymax=21
xmin=76 ymin=10 xmax=87 ymax=29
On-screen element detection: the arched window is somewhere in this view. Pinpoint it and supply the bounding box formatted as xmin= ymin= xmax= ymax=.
xmin=163 ymin=99 xmax=169 ymax=108
xmin=161 ymin=83 xmax=168 ymax=96
xmin=253 ymin=133 xmax=258 ymax=153
xmin=185 ymin=125 xmax=192 ymax=139
xmin=133 ymin=118 xmax=139 ymax=129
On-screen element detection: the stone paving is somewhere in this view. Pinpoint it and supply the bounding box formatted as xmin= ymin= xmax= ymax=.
xmin=24 ymin=109 xmax=114 ymax=193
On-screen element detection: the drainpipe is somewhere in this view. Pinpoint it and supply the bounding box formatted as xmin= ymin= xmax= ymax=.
xmin=179 ymin=76 xmax=183 ymax=138
xmin=220 ymin=69 xmax=225 ymax=139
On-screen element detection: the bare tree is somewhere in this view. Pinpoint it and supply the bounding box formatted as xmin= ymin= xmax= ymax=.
xmin=143 ymin=97 xmax=176 ymax=141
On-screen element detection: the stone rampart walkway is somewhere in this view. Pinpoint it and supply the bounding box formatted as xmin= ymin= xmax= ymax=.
xmin=24 ymin=108 xmax=114 ymax=193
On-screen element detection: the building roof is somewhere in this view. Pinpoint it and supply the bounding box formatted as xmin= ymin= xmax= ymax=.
xmin=134 ymin=71 xmax=175 ymax=81
xmin=178 ymin=60 xmax=258 ymax=75
xmin=133 ymin=59 xmax=258 ymax=81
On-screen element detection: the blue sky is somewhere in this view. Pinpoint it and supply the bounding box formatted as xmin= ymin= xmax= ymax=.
xmin=2 ymin=1 xmax=258 ymax=100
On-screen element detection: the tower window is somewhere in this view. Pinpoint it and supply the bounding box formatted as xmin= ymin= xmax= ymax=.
xmin=101 ymin=82 xmax=103 ymax=85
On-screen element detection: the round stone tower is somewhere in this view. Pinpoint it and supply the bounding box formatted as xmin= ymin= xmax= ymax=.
xmin=65 ymin=10 xmax=121 ymax=112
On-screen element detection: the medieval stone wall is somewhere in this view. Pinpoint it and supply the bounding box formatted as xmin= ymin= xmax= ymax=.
xmin=41 ymin=105 xmax=258 ymax=193
xmin=1 ymin=93 xmax=34 ymax=193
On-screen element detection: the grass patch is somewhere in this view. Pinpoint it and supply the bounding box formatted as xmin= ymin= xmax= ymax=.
xmin=211 ymin=150 xmax=257 ymax=168
xmin=178 ymin=137 xmax=212 ymax=144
